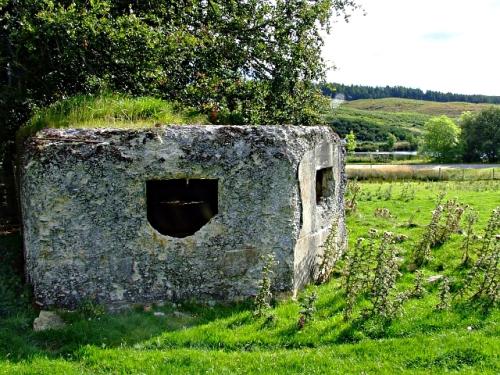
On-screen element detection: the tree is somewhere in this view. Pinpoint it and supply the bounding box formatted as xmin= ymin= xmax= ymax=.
xmin=0 ymin=0 xmax=361 ymax=163
xmin=345 ymin=130 xmax=357 ymax=154
xmin=459 ymin=108 xmax=500 ymax=162
xmin=420 ymin=116 xmax=461 ymax=162
xmin=322 ymin=83 xmax=500 ymax=104
xmin=385 ymin=133 xmax=396 ymax=151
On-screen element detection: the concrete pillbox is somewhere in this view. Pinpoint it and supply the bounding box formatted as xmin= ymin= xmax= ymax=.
xmin=19 ymin=125 xmax=346 ymax=308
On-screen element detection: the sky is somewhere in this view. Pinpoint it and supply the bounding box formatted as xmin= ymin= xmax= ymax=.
xmin=323 ymin=0 xmax=500 ymax=96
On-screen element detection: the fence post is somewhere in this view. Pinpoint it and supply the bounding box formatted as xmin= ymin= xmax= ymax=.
xmin=493 ymin=168 xmax=495 ymax=180
xmin=438 ymin=167 xmax=441 ymax=180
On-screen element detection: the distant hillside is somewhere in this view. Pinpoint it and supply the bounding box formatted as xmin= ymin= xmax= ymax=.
xmin=343 ymin=98 xmax=497 ymax=117
xmin=323 ymin=83 xmax=500 ymax=105
xmin=325 ymin=98 xmax=498 ymax=151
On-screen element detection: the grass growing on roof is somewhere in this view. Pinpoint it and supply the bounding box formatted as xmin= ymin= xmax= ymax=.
xmin=17 ymin=94 xmax=209 ymax=139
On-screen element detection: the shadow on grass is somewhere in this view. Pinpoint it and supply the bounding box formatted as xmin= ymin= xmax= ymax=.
xmin=405 ymin=348 xmax=492 ymax=371
xmin=0 ymin=233 xmax=253 ymax=362
xmin=315 ymin=292 xmax=345 ymax=317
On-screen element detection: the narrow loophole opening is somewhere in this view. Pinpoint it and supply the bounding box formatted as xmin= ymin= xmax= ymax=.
xmin=316 ymin=168 xmax=334 ymax=204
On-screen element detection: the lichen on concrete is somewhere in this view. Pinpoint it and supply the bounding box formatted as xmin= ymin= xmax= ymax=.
xmin=20 ymin=125 xmax=346 ymax=309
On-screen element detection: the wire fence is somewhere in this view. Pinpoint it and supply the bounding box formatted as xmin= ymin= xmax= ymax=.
xmin=346 ymin=165 xmax=500 ymax=181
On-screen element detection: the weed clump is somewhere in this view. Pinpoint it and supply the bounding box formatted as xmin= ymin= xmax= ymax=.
xmin=78 ymin=298 xmax=106 ymax=319
xmin=297 ymin=291 xmax=317 ymax=330
xmin=399 ymin=183 xmax=416 ymax=202
xmin=412 ymin=270 xmax=426 ymax=298
xmin=413 ymin=204 xmax=444 ymax=266
xmin=345 ymin=179 xmax=361 ymax=214
xmin=374 ymin=208 xmax=392 ymax=219
xmin=368 ymin=232 xmax=407 ymax=319
xmin=434 ymin=199 xmax=466 ymax=245
xmin=254 ymin=254 xmax=277 ymax=318
xmin=316 ymin=221 xmax=340 ymax=284
xmin=461 ymin=208 xmax=499 ymax=307
xmin=343 ymin=230 xmax=408 ymax=321
xmin=413 ymin=195 xmax=466 ymax=267
xmin=461 ymin=207 xmax=479 ymax=266
xmin=436 ymin=277 xmax=451 ymax=311
xmin=343 ymin=232 xmax=376 ymax=321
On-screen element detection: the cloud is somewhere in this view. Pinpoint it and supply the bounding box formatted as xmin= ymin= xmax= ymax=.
xmin=323 ymin=0 xmax=500 ymax=96
xmin=422 ymin=32 xmax=460 ymax=42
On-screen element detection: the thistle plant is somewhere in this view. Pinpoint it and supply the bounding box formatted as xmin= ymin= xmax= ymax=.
xmin=392 ymin=290 xmax=412 ymax=316
xmin=413 ymin=204 xmax=444 ymax=267
xmin=461 ymin=208 xmax=499 ymax=307
xmin=381 ymin=185 xmax=393 ymax=201
xmin=369 ymin=232 xmax=403 ymax=319
xmin=297 ymin=291 xmax=317 ymax=330
xmin=316 ymin=221 xmax=339 ymax=285
xmin=254 ymin=254 xmax=276 ymax=318
xmin=435 ymin=199 xmax=466 ymax=245
xmin=342 ymin=231 xmax=377 ymax=321
xmin=345 ymin=179 xmax=361 ymax=214
xmin=435 ymin=191 xmax=446 ymax=206
xmin=343 ymin=230 xmax=414 ymax=321
xmin=399 ymin=183 xmax=416 ymax=202
xmin=413 ymin=197 xmax=466 ymax=267
xmin=436 ymin=277 xmax=451 ymax=311
xmin=343 ymin=238 xmax=366 ymax=321
xmin=461 ymin=207 xmax=479 ymax=266
xmin=412 ymin=270 xmax=426 ymax=298
xmin=374 ymin=208 xmax=392 ymax=219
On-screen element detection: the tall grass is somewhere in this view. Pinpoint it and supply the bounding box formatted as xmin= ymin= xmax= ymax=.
xmin=18 ymin=94 xmax=209 ymax=139
xmin=347 ymin=166 xmax=500 ymax=181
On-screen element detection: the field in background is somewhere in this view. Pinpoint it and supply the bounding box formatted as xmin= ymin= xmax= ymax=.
xmin=1 ymin=180 xmax=499 ymax=374
xmin=347 ymin=164 xmax=500 ymax=181
xmin=343 ymin=98 xmax=498 ymax=117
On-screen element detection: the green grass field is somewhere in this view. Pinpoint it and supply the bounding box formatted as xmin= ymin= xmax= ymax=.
xmin=0 ymin=180 xmax=499 ymax=374
xmin=343 ymin=98 xmax=498 ymax=117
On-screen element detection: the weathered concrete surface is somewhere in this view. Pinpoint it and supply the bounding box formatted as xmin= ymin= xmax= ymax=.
xmin=20 ymin=125 xmax=346 ymax=309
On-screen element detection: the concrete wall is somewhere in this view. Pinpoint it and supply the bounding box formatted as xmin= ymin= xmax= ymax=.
xmin=19 ymin=125 xmax=346 ymax=308
xmin=294 ymin=141 xmax=346 ymax=291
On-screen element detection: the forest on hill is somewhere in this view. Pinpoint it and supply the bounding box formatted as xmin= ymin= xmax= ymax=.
xmin=323 ymin=83 xmax=500 ymax=104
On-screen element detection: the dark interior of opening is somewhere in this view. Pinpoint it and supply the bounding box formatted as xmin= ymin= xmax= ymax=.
xmin=316 ymin=167 xmax=334 ymax=204
xmin=147 ymin=179 xmax=218 ymax=238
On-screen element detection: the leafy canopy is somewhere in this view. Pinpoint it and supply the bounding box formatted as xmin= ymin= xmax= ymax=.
xmin=459 ymin=108 xmax=500 ymax=163
xmin=420 ymin=115 xmax=461 ymax=162
xmin=345 ymin=130 xmax=357 ymax=154
xmin=385 ymin=133 xmax=397 ymax=151
xmin=0 ymin=0 xmax=360 ymax=161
